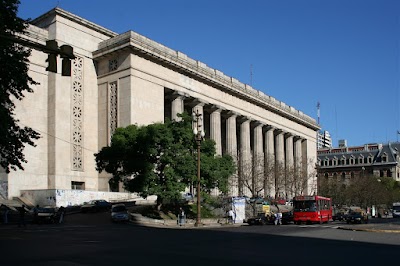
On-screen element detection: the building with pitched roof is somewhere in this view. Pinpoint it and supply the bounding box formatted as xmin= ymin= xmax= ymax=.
xmin=317 ymin=142 xmax=400 ymax=184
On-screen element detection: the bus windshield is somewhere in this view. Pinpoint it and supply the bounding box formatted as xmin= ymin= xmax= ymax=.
xmin=293 ymin=200 xmax=317 ymax=212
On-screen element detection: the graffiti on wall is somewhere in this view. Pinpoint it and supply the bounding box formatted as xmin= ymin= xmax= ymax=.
xmin=0 ymin=181 xmax=8 ymax=199
xmin=19 ymin=189 xmax=148 ymax=207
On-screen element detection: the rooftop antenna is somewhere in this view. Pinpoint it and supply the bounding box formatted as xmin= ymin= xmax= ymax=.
xmin=317 ymin=101 xmax=320 ymax=125
xmin=250 ymin=64 xmax=253 ymax=87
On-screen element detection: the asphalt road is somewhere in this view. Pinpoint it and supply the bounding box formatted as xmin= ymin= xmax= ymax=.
xmin=0 ymin=212 xmax=399 ymax=265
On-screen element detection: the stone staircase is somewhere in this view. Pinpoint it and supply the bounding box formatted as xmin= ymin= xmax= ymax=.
xmin=0 ymin=196 xmax=34 ymax=209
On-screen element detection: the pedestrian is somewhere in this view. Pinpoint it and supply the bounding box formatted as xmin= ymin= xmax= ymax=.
xmin=274 ymin=210 xmax=282 ymax=225
xmin=178 ymin=207 xmax=185 ymax=226
xmin=58 ymin=206 xmax=65 ymax=224
xmin=228 ymin=209 xmax=234 ymax=224
xmin=1 ymin=204 xmax=10 ymax=224
xmin=33 ymin=204 xmax=39 ymax=224
xmin=18 ymin=204 xmax=28 ymax=227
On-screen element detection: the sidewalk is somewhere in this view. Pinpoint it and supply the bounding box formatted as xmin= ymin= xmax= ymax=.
xmin=337 ymin=218 xmax=400 ymax=233
xmin=129 ymin=213 xmax=243 ymax=228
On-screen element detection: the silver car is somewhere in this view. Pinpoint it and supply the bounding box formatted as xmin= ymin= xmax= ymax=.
xmin=111 ymin=204 xmax=129 ymax=222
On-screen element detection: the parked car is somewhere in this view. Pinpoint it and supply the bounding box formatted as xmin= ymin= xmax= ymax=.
xmin=346 ymin=211 xmax=368 ymax=224
xmin=281 ymin=211 xmax=293 ymax=224
xmin=181 ymin=193 xmax=194 ymax=203
xmin=332 ymin=211 xmax=347 ymax=221
xmin=35 ymin=206 xmax=58 ymax=224
xmin=81 ymin=200 xmax=111 ymax=213
xmin=246 ymin=213 xmax=272 ymax=225
xmin=111 ymin=204 xmax=129 ymax=222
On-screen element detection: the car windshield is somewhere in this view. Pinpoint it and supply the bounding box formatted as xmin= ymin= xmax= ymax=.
xmin=39 ymin=207 xmax=55 ymax=213
xmin=293 ymin=200 xmax=317 ymax=212
xmin=112 ymin=206 xmax=126 ymax=212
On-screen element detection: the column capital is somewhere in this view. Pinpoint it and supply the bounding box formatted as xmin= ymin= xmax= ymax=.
xmin=285 ymin=132 xmax=294 ymax=138
xmin=237 ymin=115 xmax=251 ymax=123
xmin=166 ymin=90 xmax=188 ymax=100
xmin=205 ymin=104 xmax=224 ymax=113
xmin=222 ymin=110 xmax=239 ymax=119
xmin=294 ymin=135 xmax=303 ymax=141
xmin=251 ymin=120 xmax=264 ymax=128
xmin=265 ymin=125 xmax=275 ymax=132
xmin=188 ymin=98 xmax=208 ymax=107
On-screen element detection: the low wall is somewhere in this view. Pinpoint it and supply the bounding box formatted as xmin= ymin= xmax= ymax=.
xmin=20 ymin=189 xmax=157 ymax=207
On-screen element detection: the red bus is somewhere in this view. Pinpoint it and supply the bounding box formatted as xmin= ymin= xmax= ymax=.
xmin=293 ymin=195 xmax=332 ymax=224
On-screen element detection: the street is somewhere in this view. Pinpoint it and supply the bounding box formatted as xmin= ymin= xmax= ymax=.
xmin=0 ymin=212 xmax=399 ymax=265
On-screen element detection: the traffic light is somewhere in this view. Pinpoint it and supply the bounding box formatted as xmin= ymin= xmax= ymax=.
xmin=45 ymin=40 xmax=58 ymax=73
xmin=60 ymin=45 xmax=75 ymax=76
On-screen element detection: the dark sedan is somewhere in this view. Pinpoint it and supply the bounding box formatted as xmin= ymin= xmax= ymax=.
xmin=81 ymin=200 xmax=111 ymax=213
xmin=346 ymin=211 xmax=368 ymax=224
xmin=332 ymin=212 xmax=346 ymax=221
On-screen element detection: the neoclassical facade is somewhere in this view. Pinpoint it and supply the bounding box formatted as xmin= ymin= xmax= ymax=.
xmin=0 ymin=8 xmax=319 ymax=201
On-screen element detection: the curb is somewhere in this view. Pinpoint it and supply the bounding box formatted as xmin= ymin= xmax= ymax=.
xmin=337 ymin=226 xmax=400 ymax=233
xmin=128 ymin=214 xmax=244 ymax=229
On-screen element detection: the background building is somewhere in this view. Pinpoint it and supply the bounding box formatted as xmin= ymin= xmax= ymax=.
xmin=0 ymin=8 xmax=320 ymax=205
xmin=317 ymin=130 xmax=332 ymax=149
xmin=317 ymin=142 xmax=400 ymax=184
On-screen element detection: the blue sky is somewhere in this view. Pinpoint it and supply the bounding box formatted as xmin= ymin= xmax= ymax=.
xmin=18 ymin=0 xmax=400 ymax=147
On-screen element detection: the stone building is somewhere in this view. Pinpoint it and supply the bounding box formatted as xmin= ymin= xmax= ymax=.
xmin=317 ymin=142 xmax=400 ymax=186
xmin=0 ymin=8 xmax=319 ymax=204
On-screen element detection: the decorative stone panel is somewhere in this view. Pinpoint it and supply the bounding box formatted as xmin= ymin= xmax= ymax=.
xmin=108 ymin=58 xmax=118 ymax=72
xmin=109 ymin=81 xmax=118 ymax=142
xmin=72 ymin=56 xmax=84 ymax=171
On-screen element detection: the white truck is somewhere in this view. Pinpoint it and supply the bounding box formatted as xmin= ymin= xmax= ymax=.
xmin=392 ymin=202 xmax=400 ymax=218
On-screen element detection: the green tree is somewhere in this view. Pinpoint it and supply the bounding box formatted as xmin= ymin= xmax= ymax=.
xmin=0 ymin=0 xmax=40 ymax=172
xmin=95 ymin=113 xmax=235 ymax=209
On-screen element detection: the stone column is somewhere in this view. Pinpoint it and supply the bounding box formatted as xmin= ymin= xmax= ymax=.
xmin=225 ymin=112 xmax=238 ymax=196
xmin=264 ymin=126 xmax=275 ymax=198
xmin=253 ymin=123 xmax=264 ymax=197
xmin=171 ymin=93 xmax=185 ymax=121
xmin=210 ymin=108 xmax=222 ymax=156
xmin=239 ymin=118 xmax=251 ymax=196
xmin=275 ymin=129 xmax=285 ymax=198
xmin=226 ymin=113 xmax=237 ymax=158
xmin=285 ymin=134 xmax=294 ymax=199
xmin=294 ymin=137 xmax=303 ymax=196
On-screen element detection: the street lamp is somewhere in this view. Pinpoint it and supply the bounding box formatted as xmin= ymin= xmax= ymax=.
xmin=192 ymin=110 xmax=205 ymax=227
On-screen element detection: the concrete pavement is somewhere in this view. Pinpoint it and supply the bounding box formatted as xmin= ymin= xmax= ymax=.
xmin=337 ymin=218 xmax=400 ymax=233
xmin=129 ymin=213 xmax=400 ymax=232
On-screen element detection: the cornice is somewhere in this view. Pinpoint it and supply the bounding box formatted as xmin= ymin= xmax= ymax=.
xmin=94 ymin=31 xmax=319 ymax=130
xmin=31 ymin=8 xmax=118 ymax=39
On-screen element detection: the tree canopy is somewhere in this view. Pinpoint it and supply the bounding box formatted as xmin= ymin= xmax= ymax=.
xmin=319 ymin=174 xmax=400 ymax=208
xmin=0 ymin=0 xmax=40 ymax=172
xmin=95 ymin=113 xmax=236 ymax=206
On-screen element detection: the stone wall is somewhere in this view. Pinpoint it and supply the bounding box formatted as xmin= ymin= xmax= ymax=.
xmin=20 ymin=189 xmax=156 ymax=207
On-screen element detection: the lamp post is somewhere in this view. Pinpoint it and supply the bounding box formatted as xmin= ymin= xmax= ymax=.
xmin=193 ymin=110 xmax=205 ymax=227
